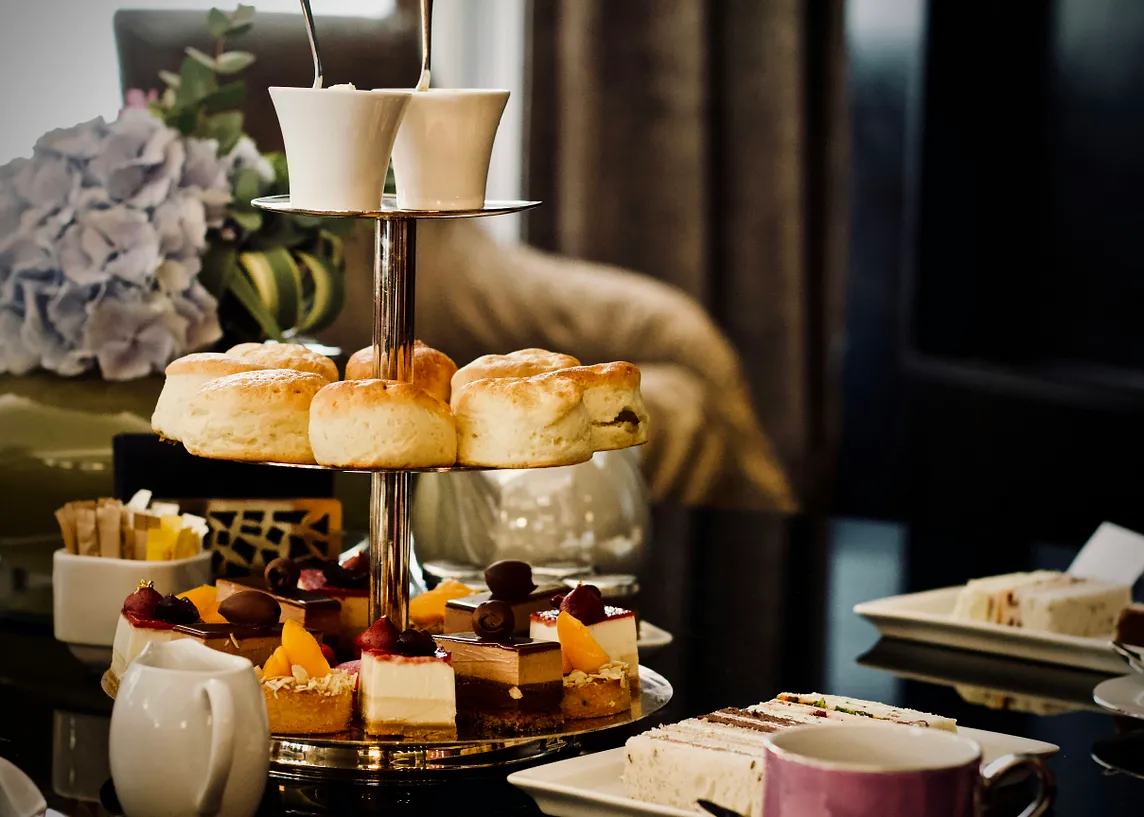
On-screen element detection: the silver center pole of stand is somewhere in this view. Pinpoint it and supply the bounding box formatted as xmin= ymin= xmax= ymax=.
xmin=369 ymin=217 xmax=416 ymax=627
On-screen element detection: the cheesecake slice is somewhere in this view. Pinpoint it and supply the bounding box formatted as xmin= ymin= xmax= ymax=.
xmin=356 ymin=617 xmax=457 ymax=738
xmin=531 ymin=605 xmax=639 ymax=686
xmin=107 ymin=582 xmax=200 ymax=695
xmin=298 ymin=568 xmax=369 ymax=646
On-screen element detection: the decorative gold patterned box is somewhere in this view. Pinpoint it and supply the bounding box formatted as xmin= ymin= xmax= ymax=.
xmin=177 ymin=498 xmax=343 ymax=578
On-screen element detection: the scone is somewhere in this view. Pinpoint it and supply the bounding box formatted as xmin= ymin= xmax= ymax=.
xmin=450 ymin=348 xmax=580 ymax=405
xmin=181 ymin=369 xmax=325 ymax=463
xmin=309 ymin=379 xmax=457 ymax=468
xmin=226 ymin=341 xmax=339 ymax=382
xmin=453 ymin=374 xmax=592 ymax=468
xmin=537 ymin=362 xmax=649 ymax=450
xmin=346 ymin=341 xmax=457 ymax=404
xmin=152 ymin=353 xmax=268 ymax=441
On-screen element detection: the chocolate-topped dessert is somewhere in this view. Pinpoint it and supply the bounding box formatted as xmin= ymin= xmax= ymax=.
xmin=215 ymin=561 xmax=343 ymax=652
xmin=173 ymin=589 xmax=315 ymax=669
xmin=444 ymin=560 xmax=565 ymax=637
xmin=436 ymin=599 xmax=564 ymax=734
xmin=295 ymin=552 xmax=371 ymax=647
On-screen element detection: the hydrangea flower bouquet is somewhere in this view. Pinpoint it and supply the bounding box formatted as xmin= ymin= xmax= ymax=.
xmin=0 ymin=5 xmax=351 ymax=381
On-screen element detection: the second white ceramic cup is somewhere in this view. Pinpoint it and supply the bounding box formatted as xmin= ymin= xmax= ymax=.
xmin=270 ymin=86 xmax=411 ymax=211
xmin=391 ymin=89 xmax=510 ymax=211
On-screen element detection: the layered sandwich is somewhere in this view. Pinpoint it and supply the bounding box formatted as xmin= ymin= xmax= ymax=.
xmin=952 ymin=570 xmax=1131 ymax=637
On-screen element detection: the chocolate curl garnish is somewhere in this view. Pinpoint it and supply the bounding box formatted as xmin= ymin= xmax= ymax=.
xmin=484 ymin=560 xmax=536 ymax=602
xmin=264 ymin=557 xmax=301 ymax=595
xmin=473 ymin=600 xmax=515 ymax=639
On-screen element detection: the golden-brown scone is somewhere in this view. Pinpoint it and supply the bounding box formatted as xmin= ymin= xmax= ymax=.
xmin=536 ymin=362 xmax=649 ymax=451
xmin=453 ymin=374 xmax=593 ymax=467
xmin=309 ymin=379 xmax=458 ymax=468
xmin=226 ymin=341 xmax=339 ymax=382
xmin=450 ymin=349 xmax=581 ymax=406
xmin=345 ymin=341 xmax=457 ymax=404
xmin=181 ymin=370 xmax=325 ymax=464
xmin=152 ymin=353 xmax=269 ymax=441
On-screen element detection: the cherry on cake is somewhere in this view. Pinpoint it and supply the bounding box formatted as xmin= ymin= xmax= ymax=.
xmin=107 ymin=581 xmax=201 ymax=695
xmin=356 ymin=617 xmax=457 ymax=738
xmin=531 ymin=583 xmax=640 ymax=687
xmin=258 ymin=620 xmax=354 ymax=735
xmin=436 ymin=600 xmax=564 ymax=734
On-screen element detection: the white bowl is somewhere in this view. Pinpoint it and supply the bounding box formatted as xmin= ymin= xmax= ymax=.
xmin=391 ymin=88 xmax=510 ymax=211
xmin=270 ymin=86 xmax=411 ymax=211
xmin=52 ymin=549 xmax=213 ymax=648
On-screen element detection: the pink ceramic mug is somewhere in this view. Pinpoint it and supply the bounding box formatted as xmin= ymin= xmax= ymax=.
xmin=762 ymin=724 xmax=1054 ymax=817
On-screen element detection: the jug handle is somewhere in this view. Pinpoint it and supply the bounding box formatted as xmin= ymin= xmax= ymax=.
xmin=197 ymin=678 xmax=236 ymax=817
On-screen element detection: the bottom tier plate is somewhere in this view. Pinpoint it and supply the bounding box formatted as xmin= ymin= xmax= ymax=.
xmin=269 ymin=666 xmax=672 ymax=779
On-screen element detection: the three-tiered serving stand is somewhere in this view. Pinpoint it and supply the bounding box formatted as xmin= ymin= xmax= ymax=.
xmin=236 ymin=194 xmax=672 ymax=780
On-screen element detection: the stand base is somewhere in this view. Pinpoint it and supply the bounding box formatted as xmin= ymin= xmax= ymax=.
xmin=268 ymin=666 xmax=671 ymax=779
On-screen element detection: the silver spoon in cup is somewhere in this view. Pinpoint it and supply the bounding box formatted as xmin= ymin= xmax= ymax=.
xmin=298 ymin=0 xmax=324 ymax=88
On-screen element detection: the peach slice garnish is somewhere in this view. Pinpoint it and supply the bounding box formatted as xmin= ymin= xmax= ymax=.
xmin=408 ymin=579 xmax=474 ymax=625
xmin=556 ymin=611 xmax=609 ymax=674
xmin=282 ymin=619 xmax=330 ymax=678
xmin=262 ymin=645 xmax=291 ymax=678
xmin=178 ymin=585 xmax=225 ymax=623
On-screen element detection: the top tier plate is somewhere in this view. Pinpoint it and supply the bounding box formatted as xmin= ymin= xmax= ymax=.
xmin=251 ymin=194 xmax=541 ymax=220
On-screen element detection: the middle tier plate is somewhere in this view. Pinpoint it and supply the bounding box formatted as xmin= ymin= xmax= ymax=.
xmin=269 ymin=666 xmax=672 ymax=779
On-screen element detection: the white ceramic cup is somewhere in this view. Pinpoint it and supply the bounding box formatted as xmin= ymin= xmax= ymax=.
xmin=109 ymin=640 xmax=269 ymax=817
xmin=52 ymin=549 xmax=212 ymax=648
xmin=270 ymin=86 xmax=411 ymax=211
xmin=390 ymin=89 xmax=510 ymax=211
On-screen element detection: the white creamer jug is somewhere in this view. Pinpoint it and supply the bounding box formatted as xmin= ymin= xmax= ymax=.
xmin=109 ymin=639 xmax=269 ymax=817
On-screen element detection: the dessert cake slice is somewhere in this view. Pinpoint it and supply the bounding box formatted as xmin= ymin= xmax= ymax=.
xmin=436 ymin=600 xmax=564 ymax=734
xmin=258 ymin=620 xmax=354 ymax=735
xmin=554 ymin=610 xmax=631 ymax=719
xmin=951 ymin=570 xmax=1131 ymax=637
xmin=622 ymin=695 xmax=954 ymax=817
xmin=356 ymin=617 xmax=457 ymax=738
xmin=773 ymin=692 xmax=957 ymax=731
xmin=294 ymin=552 xmax=371 ymax=647
xmin=531 ymin=583 xmax=640 ymax=686
xmin=444 ymin=560 xmax=563 ymax=636
xmin=216 ymin=569 xmax=343 ymax=651
xmin=107 ymin=581 xmax=201 ymax=695
xmin=173 ymin=589 xmax=318 ymax=669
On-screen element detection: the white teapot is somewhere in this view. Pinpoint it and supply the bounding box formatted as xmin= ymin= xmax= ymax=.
xmin=109 ymin=640 xmax=269 ymax=817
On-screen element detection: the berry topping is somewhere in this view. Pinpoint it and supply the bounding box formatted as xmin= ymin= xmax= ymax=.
xmin=178 ymin=585 xmax=225 ymax=624
xmin=559 ymin=583 xmax=606 ymax=625
xmin=356 ymin=616 xmax=401 ymax=654
xmin=264 ymin=557 xmax=300 ymax=595
xmin=154 ymin=594 xmax=200 ymax=626
xmin=556 ymin=611 xmax=609 ymax=674
xmin=122 ymin=584 xmax=163 ymax=618
xmin=394 ymin=628 xmax=439 ymax=657
xmin=484 ymin=560 xmax=536 ymax=602
xmin=218 ymin=590 xmax=281 ymax=627
xmin=321 ymin=558 xmax=369 ymax=590
xmin=473 ymin=600 xmax=515 ymax=639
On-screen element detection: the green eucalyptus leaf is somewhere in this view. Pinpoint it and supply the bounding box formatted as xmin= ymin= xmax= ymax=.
xmin=176 ymin=56 xmax=215 ymax=107
xmin=228 ymin=264 xmax=284 ymax=341
xmin=232 ymin=209 xmax=263 ymax=232
xmin=227 ymin=22 xmax=254 ymax=38
xmin=319 ymin=217 xmax=357 ymax=238
xmin=207 ymin=8 xmax=231 ymax=38
xmin=202 ymin=111 xmax=244 ymax=154
xmin=233 ymin=167 xmax=264 ymax=207
xmin=199 ymin=243 xmax=239 ymax=298
xmin=158 ymin=69 xmax=182 ymax=88
xmin=265 ymin=152 xmax=289 ymax=189
xmin=171 ymin=106 xmax=199 ymax=135
xmin=215 ymin=51 xmax=255 ymax=75
xmin=231 ymin=4 xmax=256 ymax=27
xmin=295 ymin=251 xmax=345 ymax=334
xmin=202 ymin=80 xmax=246 ymax=113
xmin=240 ymin=248 xmax=303 ymax=331
xmin=184 ymin=46 xmax=217 ymax=71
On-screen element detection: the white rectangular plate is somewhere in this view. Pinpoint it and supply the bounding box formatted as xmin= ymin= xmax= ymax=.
xmin=508 ymin=730 xmax=1058 ymax=817
xmin=854 ymin=586 xmax=1125 ymax=674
